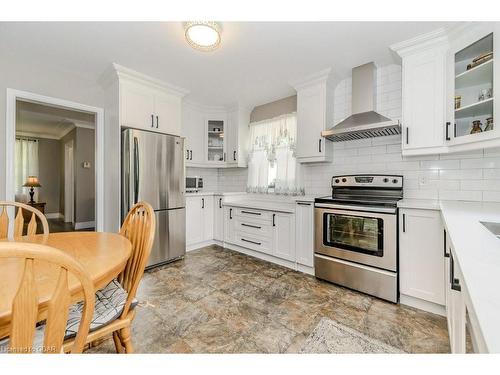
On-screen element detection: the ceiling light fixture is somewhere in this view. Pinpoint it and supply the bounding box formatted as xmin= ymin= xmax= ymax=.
xmin=184 ymin=21 xmax=221 ymax=52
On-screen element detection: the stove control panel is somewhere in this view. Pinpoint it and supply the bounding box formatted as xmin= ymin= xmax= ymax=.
xmin=331 ymin=175 xmax=403 ymax=188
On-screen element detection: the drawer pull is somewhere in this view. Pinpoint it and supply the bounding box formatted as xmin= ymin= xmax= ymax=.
xmin=297 ymin=202 xmax=311 ymax=206
xmin=241 ymin=210 xmax=261 ymax=215
xmin=241 ymin=238 xmax=261 ymax=246
xmin=241 ymin=223 xmax=261 ymax=229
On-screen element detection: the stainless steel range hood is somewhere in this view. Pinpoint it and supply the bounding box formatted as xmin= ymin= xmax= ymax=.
xmin=322 ymin=62 xmax=400 ymax=142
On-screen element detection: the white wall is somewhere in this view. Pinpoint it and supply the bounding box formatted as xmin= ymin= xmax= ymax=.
xmin=0 ymin=57 xmax=120 ymax=231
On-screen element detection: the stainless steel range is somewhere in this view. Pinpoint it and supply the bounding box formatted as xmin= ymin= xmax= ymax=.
xmin=314 ymin=174 xmax=403 ymax=302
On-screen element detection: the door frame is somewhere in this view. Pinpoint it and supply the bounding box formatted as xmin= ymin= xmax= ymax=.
xmin=64 ymin=140 xmax=75 ymax=224
xmin=5 ymin=88 xmax=105 ymax=231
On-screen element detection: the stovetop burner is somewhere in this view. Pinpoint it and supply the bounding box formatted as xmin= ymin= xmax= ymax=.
xmin=315 ymin=174 xmax=404 ymax=209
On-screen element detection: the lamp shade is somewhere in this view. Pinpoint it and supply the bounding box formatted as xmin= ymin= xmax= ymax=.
xmin=23 ymin=176 xmax=41 ymax=187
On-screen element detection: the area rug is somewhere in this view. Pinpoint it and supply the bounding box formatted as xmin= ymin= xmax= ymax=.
xmin=301 ymin=318 xmax=404 ymax=354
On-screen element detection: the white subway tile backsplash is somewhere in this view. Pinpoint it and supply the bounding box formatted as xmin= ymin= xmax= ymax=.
xmin=460 ymin=158 xmax=500 ymax=169
xmin=420 ymin=160 xmax=460 ymax=170
xmin=483 ymin=191 xmax=500 ymax=202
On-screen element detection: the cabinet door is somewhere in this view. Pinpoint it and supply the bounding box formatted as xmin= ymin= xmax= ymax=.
xmin=402 ymin=47 xmax=447 ymax=152
xmin=186 ymin=196 xmax=203 ymax=246
xmin=120 ymin=80 xmax=155 ymax=130
xmin=448 ymin=251 xmax=467 ymax=353
xmin=272 ymin=212 xmax=296 ymax=261
xmin=154 ymin=90 xmax=181 ymax=136
xmin=296 ymin=85 xmax=324 ymax=160
xmin=202 ymin=195 xmax=214 ymax=241
xmin=399 ymin=209 xmax=445 ymax=305
xmin=213 ymin=196 xmax=224 ymax=241
xmin=295 ymin=202 xmax=314 ymax=267
xmin=223 ymin=206 xmax=236 ymax=244
xmin=182 ymin=104 xmax=205 ymax=165
xmin=206 ymin=118 xmax=226 ymax=165
xmin=225 ymin=111 xmax=239 ymax=165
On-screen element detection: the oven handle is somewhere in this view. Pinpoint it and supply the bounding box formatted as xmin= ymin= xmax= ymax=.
xmin=314 ymin=203 xmax=397 ymax=215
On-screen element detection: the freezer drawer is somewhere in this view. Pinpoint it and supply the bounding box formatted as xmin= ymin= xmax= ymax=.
xmin=314 ymin=254 xmax=398 ymax=303
xmin=147 ymin=208 xmax=186 ymax=269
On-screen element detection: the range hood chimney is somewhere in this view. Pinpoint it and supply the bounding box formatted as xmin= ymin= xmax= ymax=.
xmin=321 ymin=62 xmax=400 ymax=142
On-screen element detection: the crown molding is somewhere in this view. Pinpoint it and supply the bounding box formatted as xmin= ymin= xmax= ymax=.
xmin=100 ymin=63 xmax=190 ymax=97
xmin=390 ymin=27 xmax=451 ymax=57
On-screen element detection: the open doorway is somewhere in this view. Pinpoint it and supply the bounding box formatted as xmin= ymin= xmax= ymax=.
xmin=14 ymin=99 xmax=96 ymax=233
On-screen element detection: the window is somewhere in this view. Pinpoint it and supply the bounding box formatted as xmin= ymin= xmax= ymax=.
xmin=246 ymin=113 xmax=304 ymax=195
xmin=15 ymin=138 xmax=39 ymax=200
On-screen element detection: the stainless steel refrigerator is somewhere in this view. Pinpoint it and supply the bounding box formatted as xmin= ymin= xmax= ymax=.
xmin=121 ymin=128 xmax=186 ymax=269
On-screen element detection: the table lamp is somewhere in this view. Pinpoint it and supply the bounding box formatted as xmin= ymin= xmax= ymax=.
xmin=23 ymin=176 xmax=41 ymax=204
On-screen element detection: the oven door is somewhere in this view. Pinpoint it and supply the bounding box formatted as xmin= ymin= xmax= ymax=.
xmin=314 ymin=205 xmax=397 ymax=272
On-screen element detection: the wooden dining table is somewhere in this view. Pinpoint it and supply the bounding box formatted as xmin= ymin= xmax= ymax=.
xmin=0 ymin=231 xmax=132 ymax=339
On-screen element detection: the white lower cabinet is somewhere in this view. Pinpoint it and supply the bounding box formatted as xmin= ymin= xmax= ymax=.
xmin=272 ymin=212 xmax=296 ymax=261
xmin=399 ymin=208 xmax=445 ymax=306
xmin=186 ymin=195 xmax=213 ymax=248
xmin=445 ymin=233 xmax=467 ymax=353
xmin=223 ymin=206 xmax=237 ymax=244
xmin=213 ymin=195 xmax=224 ymax=242
xmin=295 ymin=201 xmax=314 ymax=268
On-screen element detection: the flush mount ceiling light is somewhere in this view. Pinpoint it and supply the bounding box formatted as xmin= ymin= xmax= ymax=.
xmin=184 ymin=21 xmax=221 ymax=52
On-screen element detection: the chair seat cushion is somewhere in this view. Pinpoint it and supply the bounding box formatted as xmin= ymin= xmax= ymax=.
xmin=64 ymin=279 xmax=137 ymax=340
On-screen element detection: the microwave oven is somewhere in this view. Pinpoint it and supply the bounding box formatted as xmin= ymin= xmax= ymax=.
xmin=186 ymin=176 xmax=203 ymax=192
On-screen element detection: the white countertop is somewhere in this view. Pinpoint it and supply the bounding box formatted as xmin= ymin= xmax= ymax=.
xmin=440 ymin=201 xmax=500 ymax=353
xmin=397 ymin=199 xmax=441 ymax=210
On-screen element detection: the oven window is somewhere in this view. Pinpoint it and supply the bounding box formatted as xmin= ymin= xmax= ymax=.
xmin=324 ymin=213 xmax=383 ymax=257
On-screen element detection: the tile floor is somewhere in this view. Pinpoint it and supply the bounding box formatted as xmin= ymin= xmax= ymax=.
xmin=88 ymin=245 xmax=450 ymax=354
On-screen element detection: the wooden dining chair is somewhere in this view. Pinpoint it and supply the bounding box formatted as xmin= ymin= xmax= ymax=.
xmin=63 ymin=201 xmax=155 ymax=353
xmin=0 ymin=242 xmax=95 ymax=353
xmin=0 ymin=201 xmax=49 ymax=239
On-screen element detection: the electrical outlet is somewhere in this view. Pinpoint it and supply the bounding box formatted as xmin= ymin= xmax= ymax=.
xmin=419 ymin=176 xmax=427 ymax=186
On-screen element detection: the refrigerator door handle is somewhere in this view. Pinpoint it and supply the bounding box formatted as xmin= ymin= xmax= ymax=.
xmin=133 ymin=136 xmax=140 ymax=204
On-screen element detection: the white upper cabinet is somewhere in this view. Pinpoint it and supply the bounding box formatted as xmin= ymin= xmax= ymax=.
xmin=393 ymin=23 xmax=500 ymax=155
xmin=401 ymin=44 xmax=448 ymax=154
xmin=182 ymin=102 xmax=249 ymax=168
xmin=446 ymin=23 xmax=499 ymax=150
xmin=292 ymin=69 xmax=334 ymax=163
xmin=154 ymin=89 xmax=182 ymax=136
xmin=120 ymin=80 xmax=156 ymax=130
xmin=392 ymin=30 xmax=449 ymax=156
xmin=114 ymin=64 xmax=188 ymax=136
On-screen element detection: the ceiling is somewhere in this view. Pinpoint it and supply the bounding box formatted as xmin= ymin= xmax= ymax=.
xmin=0 ymin=22 xmax=457 ymax=108
xmin=16 ymin=100 xmax=95 ymax=139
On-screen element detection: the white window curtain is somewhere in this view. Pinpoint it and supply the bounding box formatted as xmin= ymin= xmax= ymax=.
xmin=247 ymin=113 xmax=304 ymax=195
xmin=15 ymin=138 xmax=39 ymax=201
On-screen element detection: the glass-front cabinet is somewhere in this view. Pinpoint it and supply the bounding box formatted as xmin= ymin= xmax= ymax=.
xmin=206 ymin=119 xmax=225 ymax=164
xmin=447 ymin=24 xmax=499 ymax=146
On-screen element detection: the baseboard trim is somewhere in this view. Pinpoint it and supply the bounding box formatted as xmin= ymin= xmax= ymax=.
xmin=45 ymin=212 xmax=64 ymax=220
xmin=296 ymin=263 xmax=315 ymax=276
xmin=186 ymin=239 xmax=216 ymax=252
xmin=400 ymin=294 xmax=446 ymax=316
xmin=74 ymin=221 xmax=95 ymax=230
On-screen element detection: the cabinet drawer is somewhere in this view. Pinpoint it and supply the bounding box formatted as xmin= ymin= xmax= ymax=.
xmin=234 ymin=207 xmax=273 ymax=223
xmin=235 ymin=232 xmax=272 ymax=254
xmin=236 ymin=219 xmax=272 ymax=238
